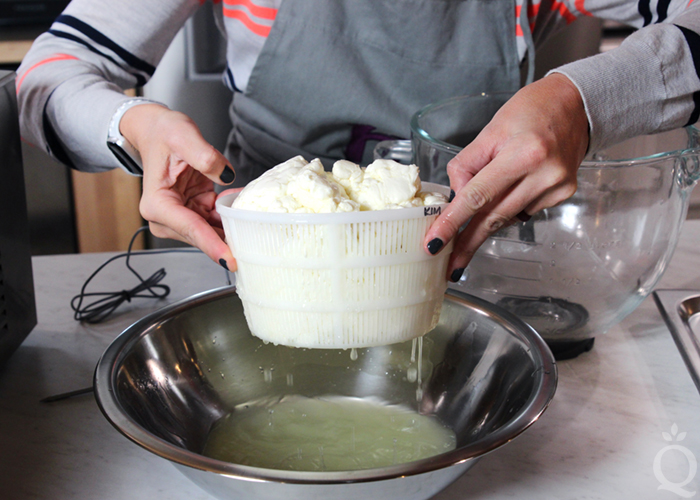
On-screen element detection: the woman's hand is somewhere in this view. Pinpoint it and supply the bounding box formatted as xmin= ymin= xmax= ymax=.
xmin=120 ymin=104 xmax=237 ymax=271
xmin=423 ymin=73 xmax=590 ymax=281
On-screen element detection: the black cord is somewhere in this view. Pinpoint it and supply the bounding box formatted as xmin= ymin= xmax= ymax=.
xmin=70 ymin=226 xmax=201 ymax=324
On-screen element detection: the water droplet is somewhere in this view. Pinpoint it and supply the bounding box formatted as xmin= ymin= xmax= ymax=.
xmin=350 ymin=348 xmax=358 ymax=361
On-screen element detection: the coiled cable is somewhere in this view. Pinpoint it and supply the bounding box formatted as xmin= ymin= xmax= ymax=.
xmin=70 ymin=226 xmax=201 ymax=323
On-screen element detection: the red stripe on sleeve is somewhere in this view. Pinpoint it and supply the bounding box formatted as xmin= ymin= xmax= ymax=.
xmin=551 ymin=0 xmax=577 ymax=24
xmin=223 ymin=0 xmax=277 ymax=20
xmin=16 ymin=54 xmax=79 ymax=94
xmin=223 ymin=8 xmax=273 ymax=36
xmin=574 ymin=0 xmax=593 ymax=16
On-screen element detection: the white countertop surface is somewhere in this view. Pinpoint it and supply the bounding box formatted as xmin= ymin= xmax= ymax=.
xmin=1 ymin=221 xmax=699 ymax=500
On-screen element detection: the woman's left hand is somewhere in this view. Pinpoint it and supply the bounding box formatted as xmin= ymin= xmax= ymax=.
xmin=423 ymin=73 xmax=590 ymax=281
xmin=120 ymin=104 xmax=238 ymax=271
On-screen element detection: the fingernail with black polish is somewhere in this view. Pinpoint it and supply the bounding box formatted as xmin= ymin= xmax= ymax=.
xmin=219 ymin=258 xmax=229 ymax=271
xmin=516 ymin=211 xmax=531 ymax=222
xmin=220 ymin=166 xmax=235 ymax=184
xmin=427 ymin=238 xmax=444 ymax=255
xmin=449 ymin=189 xmax=455 ymax=202
xmin=450 ymin=267 xmax=465 ymax=283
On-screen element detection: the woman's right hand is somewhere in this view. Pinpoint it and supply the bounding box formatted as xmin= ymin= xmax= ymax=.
xmin=423 ymin=74 xmax=589 ymax=280
xmin=119 ymin=104 xmax=238 ymax=271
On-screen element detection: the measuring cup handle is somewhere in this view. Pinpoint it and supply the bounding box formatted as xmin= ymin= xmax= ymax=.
xmin=681 ymin=154 xmax=700 ymax=188
xmin=373 ymin=139 xmax=412 ymax=164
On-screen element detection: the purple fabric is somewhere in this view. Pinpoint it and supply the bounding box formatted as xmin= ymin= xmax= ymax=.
xmin=344 ymin=124 xmax=402 ymax=163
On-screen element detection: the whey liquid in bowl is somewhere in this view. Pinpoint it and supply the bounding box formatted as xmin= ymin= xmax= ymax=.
xmin=216 ymin=156 xmax=451 ymax=349
xmin=202 ymin=395 xmax=457 ymax=471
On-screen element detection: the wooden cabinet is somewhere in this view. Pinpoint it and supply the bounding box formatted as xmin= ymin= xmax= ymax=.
xmin=70 ymin=168 xmax=145 ymax=252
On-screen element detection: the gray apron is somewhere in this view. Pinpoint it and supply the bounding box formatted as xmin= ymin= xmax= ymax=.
xmin=225 ymin=0 xmax=523 ymax=186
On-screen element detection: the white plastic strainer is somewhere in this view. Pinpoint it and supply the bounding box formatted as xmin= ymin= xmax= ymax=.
xmin=216 ymin=183 xmax=453 ymax=348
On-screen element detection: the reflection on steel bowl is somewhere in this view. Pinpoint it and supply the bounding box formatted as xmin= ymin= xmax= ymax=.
xmin=94 ymin=286 xmax=556 ymax=500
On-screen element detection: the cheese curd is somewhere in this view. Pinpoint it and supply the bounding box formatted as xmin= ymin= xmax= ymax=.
xmin=232 ymin=156 xmax=447 ymax=212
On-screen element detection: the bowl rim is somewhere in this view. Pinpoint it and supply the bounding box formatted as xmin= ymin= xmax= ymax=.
xmin=94 ymin=286 xmax=557 ymax=485
xmin=409 ymin=91 xmax=515 ymax=157
xmin=215 ymin=182 xmax=451 ymax=224
xmin=410 ymin=92 xmax=700 ymax=168
xmin=579 ymin=137 xmax=700 ymax=168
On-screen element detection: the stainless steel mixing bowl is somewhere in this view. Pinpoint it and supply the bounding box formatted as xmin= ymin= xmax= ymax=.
xmin=94 ymin=286 xmax=556 ymax=500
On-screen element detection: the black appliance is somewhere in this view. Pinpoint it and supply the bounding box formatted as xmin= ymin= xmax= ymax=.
xmin=0 ymin=70 xmax=37 ymax=369
xmin=0 ymin=0 xmax=69 ymax=26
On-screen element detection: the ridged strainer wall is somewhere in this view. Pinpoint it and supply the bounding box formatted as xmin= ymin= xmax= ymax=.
xmin=217 ymin=186 xmax=452 ymax=348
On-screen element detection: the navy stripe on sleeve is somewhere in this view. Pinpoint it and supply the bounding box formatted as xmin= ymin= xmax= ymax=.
xmin=656 ymin=0 xmax=671 ymax=23
xmin=42 ymin=89 xmax=76 ymax=169
xmin=689 ymin=92 xmax=700 ymax=126
xmin=638 ymin=0 xmax=653 ymax=26
xmin=225 ymin=66 xmax=241 ymax=93
xmin=676 ymin=25 xmax=700 ymax=125
xmin=48 ymin=29 xmax=147 ymax=87
xmin=55 ymin=14 xmax=156 ymax=77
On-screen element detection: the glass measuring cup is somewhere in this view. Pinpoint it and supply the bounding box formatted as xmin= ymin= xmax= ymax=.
xmin=374 ymin=92 xmax=514 ymax=185
xmin=376 ymin=94 xmax=700 ymax=351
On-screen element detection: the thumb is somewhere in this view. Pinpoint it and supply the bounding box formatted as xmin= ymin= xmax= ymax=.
xmin=168 ymin=117 xmax=236 ymax=185
xmin=124 ymin=104 xmax=237 ymax=186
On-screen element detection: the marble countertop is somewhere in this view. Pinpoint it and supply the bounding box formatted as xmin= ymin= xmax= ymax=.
xmin=1 ymin=222 xmax=699 ymax=500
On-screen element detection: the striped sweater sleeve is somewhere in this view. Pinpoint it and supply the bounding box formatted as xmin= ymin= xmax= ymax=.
xmin=547 ymin=1 xmax=700 ymax=152
xmin=17 ymin=0 xmax=200 ymax=172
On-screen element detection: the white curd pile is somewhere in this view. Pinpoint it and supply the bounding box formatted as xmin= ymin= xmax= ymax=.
xmin=232 ymin=156 xmax=446 ymax=213
xmin=216 ymin=156 xmax=452 ymax=348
